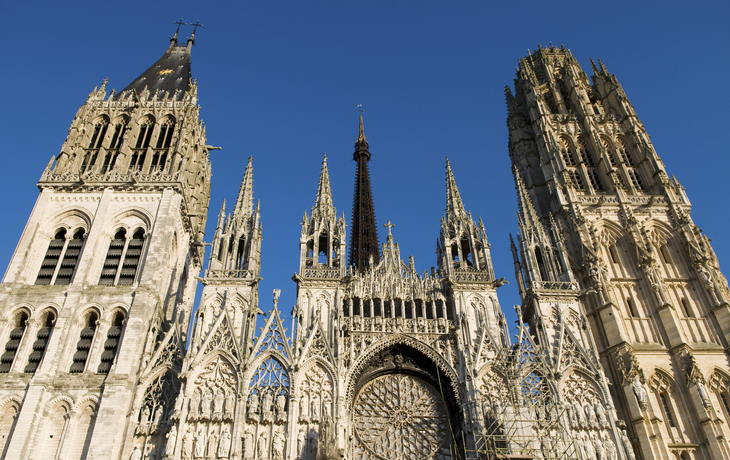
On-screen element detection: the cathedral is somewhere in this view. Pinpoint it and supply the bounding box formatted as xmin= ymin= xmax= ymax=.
xmin=0 ymin=30 xmax=728 ymax=460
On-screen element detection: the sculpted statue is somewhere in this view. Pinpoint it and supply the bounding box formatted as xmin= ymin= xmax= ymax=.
xmin=632 ymin=375 xmax=648 ymax=410
xmin=182 ymin=429 xmax=194 ymax=460
xmin=165 ymin=425 xmax=178 ymax=458
xmin=272 ymin=428 xmax=284 ymax=460
xmin=243 ymin=426 xmax=254 ymax=460
xmin=297 ymin=428 xmax=306 ymax=456
xmin=207 ymin=432 xmax=218 ymax=459
xmin=276 ymin=394 xmax=287 ymax=421
xmin=248 ymin=392 xmax=259 ymax=420
xmin=140 ymin=406 xmax=151 ymax=425
xmin=584 ymin=404 xmax=597 ymax=429
xmin=696 ymin=377 xmax=711 ymax=407
xmin=595 ymin=403 xmax=609 ymax=428
xmin=583 ymin=433 xmax=596 ymax=460
xmin=575 ymin=402 xmax=586 ymax=428
xmin=225 ymin=390 xmax=235 ymax=419
xmin=201 ymin=389 xmax=212 ymax=419
xmin=130 ymin=445 xmax=143 ymax=460
xmin=311 ymin=394 xmax=321 ymax=422
xmin=299 ymin=393 xmax=309 ymax=422
xmin=257 ymin=431 xmax=268 ymax=460
xmin=190 ymin=390 xmax=201 ymax=420
xmin=620 ymin=430 xmax=636 ymax=460
xmin=308 ymin=430 xmax=318 ymax=459
xmin=603 ymin=435 xmax=618 ymax=460
xmin=218 ymin=427 xmax=231 ymax=458
xmin=263 ymin=391 xmax=274 ymax=424
xmin=214 ymin=388 xmax=225 ymax=418
xmin=153 ymin=405 xmax=164 ymax=427
xmin=592 ymin=435 xmax=604 ymax=460
xmin=173 ymin=393 xmax=185 ymax=419
xmin=194 ymin=430 xmax=206 ymax=459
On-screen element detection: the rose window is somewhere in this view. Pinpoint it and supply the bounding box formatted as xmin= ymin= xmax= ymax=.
xmin=353 ymin=373 xmax=452 ymax=460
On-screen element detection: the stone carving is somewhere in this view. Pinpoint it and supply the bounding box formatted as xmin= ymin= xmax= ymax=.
xmin=299 ymin=362 xmax=333 ymax=425
xmin=207 ymin=432 xmax=218 ymax=459
xmin=297 ymin=428 xmax=306 ymax=458
xmin=243 ymin=426 xmax=254 ymax=460
xmin=595 ymin=403 xmax=609 ymax=428
xmin=603 ymin=435 xmax=618 ymax=460
xmin=218 ymin=426 xmax=231 ymax=458
xmin=248 ymin=392 xmax=259 ymax=421
xmin=201 ymin=389 xmax=212 ymax=420
xmin=182 ymin=429 xmax=194 ymax=460
xmin=632 ymin=375 xmax=648 ymax=411
xmin=695 ymin=377 xmax=711 ymax=408
xmin=190 ymin=389 xmax=201 ymax=421
xmin=299 ymin=393 xmax=309 ymax=422
xmin=276 ymin=394 xmax=287 ymax=424
xmin=164 ymin=425 xmax=177 ymax=458
xmin=307 ymin=430 xmax=318 ymax=459
xmin=263 ymin=390 xmax=275 ymax=424
xmin=131 ymin=445 xmax=143 ymax=460
xmin=213 ymin=388 xmax=225 ymax=421
xmin=194 ymin=430 xmax=206 ymax=459
xmin=272 ymin=427 xmax=284 ymax=460
xmin=353 ymin=373 xmax=451 ymax=460
xmin=620 ymin=430 xmax=636 ymax=460
xmin=257 ymin=431 xmax=268 ymax=459
xmin=225 ymin=389 xmax=235 ymax=421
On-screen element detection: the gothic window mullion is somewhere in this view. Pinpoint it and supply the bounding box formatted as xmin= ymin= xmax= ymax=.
xmin=48 ymin=234 xmax=71 ymax=286
xmin=113 ymin=238 xmax=131 ymax=286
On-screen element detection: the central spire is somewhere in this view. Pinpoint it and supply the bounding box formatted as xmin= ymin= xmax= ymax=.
xmin=349 ymin=115 xmax=380 ymax=271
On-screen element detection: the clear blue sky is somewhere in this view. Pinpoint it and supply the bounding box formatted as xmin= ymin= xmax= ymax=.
xmin=1 ymin=1 xmax=728 ymax=334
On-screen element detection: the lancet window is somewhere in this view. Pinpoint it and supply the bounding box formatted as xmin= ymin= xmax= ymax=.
xmin=70 ymin=311 xmax=98 ymax=373
xmin=659 ymin=392 xmax=676 ymax=428
xmin=628 ymin=169 xmax=646 ymax=192
xmin=35 ymin=228 xmax=86 ymax=286
xmin=247 ymin=357 xmax=290 ymax=425
xmin=0 ymin=310 xmax=28 ymax=373
xmin=577 ymin=137 xmax=595 ymax=165
xmin=99 ymin=228 xmax=146 ymax=286
xmin=25 ymin=309 xmax=56 ymax=373
xmin=560 ymin=138 xmax=577 ymax=166
xmin=617 ymin=139 xmax=635 ymax=166
xmin=568 ymin=170 xmax=584 ymax=190
xmin=587 ymin=169 xmax=604 ymax=191
xmin=98 ymin=310 xmax=125 ymax=373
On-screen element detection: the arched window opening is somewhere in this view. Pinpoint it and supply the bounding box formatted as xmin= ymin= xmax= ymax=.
xmin=394 ymin=299 xmax=403 ymax=317
xmin=135 ymin=122 xmax=154 ymax=149
xmin=568 ymin=170 xmax=584 ymax=190
xmin=88 ymin=121 xmax=109 ymax=150
xmin=577 ymin=138 xmax=595 ymax=165
xmin=343 ymin=299 xmax=350 ymax=317
xmin=156 ymin=122 xmax=175 ymax=149
xmin=99 ymin=229 xmax=126 ymax=285
xmin=435 ymin=300 xmax=445 ymax=319
xmin=318 ymin=233 xmax=329 ymax=265
xmin=660 ymin=245 xmax=673 ymax=265
xmin=384 ymin=300 xmax=392 ymax=318
xmin=0 ymin=311 xmax=28 ymax=373
xmin=659 ymin=392 xmax=676 ymax=428
xmin=415 ymin=299 xmax=424 ymax=318
xmin=535 ymin=247 xmax=548 ymax=281
xmin=35 ymin=228 xmax=67 ymax=285
xmin=425 ymin=301 xmax=435 ymax=320
xmin=118 ymin=228 xmax=144 ymax=285
xmin=609 ymin=245 xmax=620 ymax=264
xmin=25 ymin=310 xmax=56 ymax=373
xmin=127 ymin=150 xmax=145 ymax=172
xmin=353 ymin=297 xmax=361 ymax=316
xmin=560 ymin=139 xmax=577 ymax=166
xmin=680 ymin=298 xmax=695 ymax=318
xmin=98 ymin=311 xmax=125 ymax=373
xmin=587 ymin=169 xmax=603 ymax=191
xmin=461 ymin=237 xmax=473 ymax=267
xmin=373 ymin=299 xmax=382 ymax=317
xmin=70 ymin=311 xmax=98 ymax=373
xmin=54 ymin=228 xmax=85 ymax=286
xmin=306 ymin=240 xmax=314 ymax=267
xmin=80 ymin=150 xmax=98 ymax=174
xmin=405 ymin=300 xmax=413 ymax=319
xmin=100 ymin=150 xmax=120 ymax=174
xmin=149 ymin=150 xmax=167 ymax=173
xmin=236 ymin=236 xmax=246 ymax=269
xmin=447 ymin=300 xmax=455 ymax=321
xmin=451 ymin=243 xmax=460 ymax=268
xmin=628 ymin=169 xmax=646 ymax=192
xmin=720 ymin=393 xmax=730 ymax=423
xmin=108 ymin=122 xmax=127 ymax=150
xmin=617 ymin=139 xmax=635 ymax=166
xmin=0 ymin=402 xmax=20 ymax=455
xmin=626 ymin=297 xmax=639 ymax=318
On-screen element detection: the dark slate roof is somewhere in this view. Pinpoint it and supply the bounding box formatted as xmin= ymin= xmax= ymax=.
xmin=118 ymin=41 xmax=192 ymax=99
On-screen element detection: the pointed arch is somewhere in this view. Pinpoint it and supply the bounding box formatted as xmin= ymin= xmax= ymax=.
xmin=0 ymin=396 xmax=21 ymax=458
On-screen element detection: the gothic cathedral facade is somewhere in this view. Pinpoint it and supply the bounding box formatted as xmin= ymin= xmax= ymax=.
xmin=0 ymin=35 xmax=728 ymax=460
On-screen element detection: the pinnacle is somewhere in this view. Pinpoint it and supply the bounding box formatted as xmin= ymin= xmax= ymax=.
xmin=513 ymin=165 xmax=541 ymax=231
xmin=234 ymin=157 xmax=254 ymax=215
xmin=445 ymin=158 xmax=467 ymax=221
xmin=313 ymin=153 xmax=335 ymax=216
xmin=358 ymin=114 xmax=366 ymax=142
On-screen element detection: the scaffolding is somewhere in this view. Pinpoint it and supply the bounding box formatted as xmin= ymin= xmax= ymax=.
xmin=473 ymin=322 xmax=579 ymax=460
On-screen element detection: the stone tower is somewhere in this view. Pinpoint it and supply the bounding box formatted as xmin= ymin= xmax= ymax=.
xmin=349 ymin=116 xmax=380 ymax=271
xmin=507 ymin=44 xmax=730 ymax=460
xmin=0 ymin=31 xmax=211 ymax=459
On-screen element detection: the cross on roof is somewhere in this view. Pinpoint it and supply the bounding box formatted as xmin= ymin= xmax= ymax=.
xmin=191 ymin=20 xmax=203 ymax=35
xmin=384 ymin=220 xmax=395 ymax=237
xmin=174 ymin=18 xmax=187 ymax=35
xmin=357 ymin=104 xmax=364 ymax=114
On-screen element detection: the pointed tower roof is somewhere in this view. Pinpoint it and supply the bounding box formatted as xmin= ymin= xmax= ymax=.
xmin=118 ymin=37 xmax=192 ymax=99
xmin=513 ymin=165 xmax=542 ymax=231
xmin=313 ymin=153 xmax=335 ymax=216
xmin=234 ymin=157 xmax=254 ymax=215
xmin=445 ymin=158 xmax=467 ymax=221
xmin=349 ymin=114 xmax=380 ymax=271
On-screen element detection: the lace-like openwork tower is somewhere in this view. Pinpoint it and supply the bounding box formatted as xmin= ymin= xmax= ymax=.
xmin=508 ymin=44 xmax=730 ymax=460
xmin=0 ymin=32 xmax=212 ymax=459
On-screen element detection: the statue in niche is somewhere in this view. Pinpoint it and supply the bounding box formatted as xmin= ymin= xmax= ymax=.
xmin=592 ymin=435 xmax=604 ymax=460
xmin=631 ymin=375 xmax=648 ymax=410
xmin=130 ymin=445 xmax=143 ymax=460
xmin=218 ymin=426 xmax=231 ymax=458
xmin=574 ymin=402 xmax=586 ymax=428
xmin=603 ymin=434 xmax=618 ymax=460
xmin=207 ymin=432 xmax=218 ymax=459
xmin=263 ymin=390 xmax=274 ymax=424
xmin=272 ymin=427 xmax=284 ymax=460
xmin=138 ymin=406 xmax=151 ymax=434
xmin=182 ymin=428 xmax=194 ymax=460
xmin=310 ymin=394 xmax=321 ymax=423
xmin=299 ymin=393 xmax=309 ymax=422
xmin=297 ymin=428 xmax=306 ymax=457
xmin=584 ymin=404 xmax=596 ymax=429
xmin=164 ymin=425 xmax=177 ymax=458
xmin=213 ymin=388 xmax=225 ymax=421
xmin=566 ymin=404 xmax=576 ymax=428
xmin=243 ymin=426 xmax=254 ymax=460
xmin=276 ymin=394 xmax=287 ymax=424
xmin=152 ymin=405 xmax=164 ymax=432
xmin=257 ymin=431 xmax=268 ymax=460
xmin=307 ymin=430 xmax=318 ymax=460
xmin=492 ymin=399 xmax=503 ymax=418
xmin=620 ymin=430 xmax=636 ymax=460
xmin=583 ymin=433 xmax=596 ymax=460
xmin=173 ymin=393 xmax=185 ymax=420
xmin=696 ymin=377 xmax=711 ymax=408
xmin=190 ymin=389 xmax=201 ymax=421
xmin=225 ymin=389 xmax=235 ymax=420
xmin=194 ymin=430 xmax=206 ymax=459
xmin=248 ymin=392 xmax=259 ymax=421
xmin=201 ymin=389 xmax=212 ymax=420
xmin=595 ymin=403 xmax=609 ymax=428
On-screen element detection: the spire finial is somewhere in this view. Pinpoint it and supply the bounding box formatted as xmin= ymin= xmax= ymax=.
xmin=313 ymin=152 xmax=335 ymax=216
xmin=357 ymin=105 xmax=366 ymax=142
xmin=445 ymin=157 xmax=467 ymax=221
xmin=172 ymin=18 xmax=187 ymax=44
xmin=384 ymin=221 xmax=396 ymax=239
xmin=188 ymin=20 xmax=203 ymax=45
xmin=234 ymin=157 xmax=254 ymax=216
